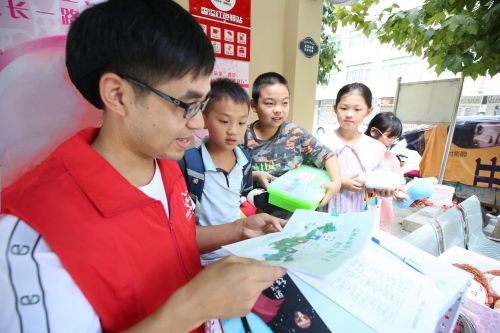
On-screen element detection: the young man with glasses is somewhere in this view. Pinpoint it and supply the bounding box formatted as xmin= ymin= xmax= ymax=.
xmin=0 ymin=1 xmax=286 ymax=332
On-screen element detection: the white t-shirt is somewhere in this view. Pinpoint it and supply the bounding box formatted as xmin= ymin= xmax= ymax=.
xmin=137 ymin=160 xmax=170 ymax=217
xmin=0 ymin=161 xmax=168 ymax=333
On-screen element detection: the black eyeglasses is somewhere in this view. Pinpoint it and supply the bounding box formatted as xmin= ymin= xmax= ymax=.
xmin=120 ymin=75 xmax=209 ymax=119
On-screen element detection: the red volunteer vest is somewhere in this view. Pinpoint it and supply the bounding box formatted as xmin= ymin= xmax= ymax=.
xmin=1 ymin=128 xmax=203 ymax=333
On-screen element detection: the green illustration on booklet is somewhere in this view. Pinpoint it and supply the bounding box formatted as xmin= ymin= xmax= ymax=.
xmin=223 ymin=209 xmax=375 ymax=277
xmin=267 ymin=165 xmax=331 ymax=212
xmin=265 ymin=222 xmax=360 ymax=264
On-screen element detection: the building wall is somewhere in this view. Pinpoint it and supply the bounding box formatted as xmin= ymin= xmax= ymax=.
xmin=315 ymin=0 xmax=500 ymax=125
xmin=176 ymin=0 xmax=322 ymax=130
xmin=486 ymin=96 xmax=500 ymax=116
xmin=316 ymin=23 xmax=461 ymax=103
xmin=318 ymin=99 xmax=336 ymax=124
xmin=282 ymin=0 xmax=323 ymax=130
xmin=458 ymin=95 xmax=500 ymax=116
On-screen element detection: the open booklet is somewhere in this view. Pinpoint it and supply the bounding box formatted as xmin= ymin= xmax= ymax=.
xmin=223 ymin=210 xmax=464 ymax=333
xmin=224 ymin=210 xmax=378 ymax=278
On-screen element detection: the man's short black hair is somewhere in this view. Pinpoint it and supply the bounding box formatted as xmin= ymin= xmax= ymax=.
xmin=251 ymin=72 xmax=290 ymax=102
xmin=204 ymin=78 xmax=250 ymax=114
xmin=66 ymin=0 xmax=215 ymax=110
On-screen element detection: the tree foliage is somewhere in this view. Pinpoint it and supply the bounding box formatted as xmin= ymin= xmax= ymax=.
xmin=318 ymin=0 xmax=500 ymax=84
xmin=318 ymin=3 xmax=342 ymax=86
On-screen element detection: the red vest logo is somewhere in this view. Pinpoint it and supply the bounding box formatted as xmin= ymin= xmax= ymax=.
xmin=181 ymin=191 xmax=195 ymax=220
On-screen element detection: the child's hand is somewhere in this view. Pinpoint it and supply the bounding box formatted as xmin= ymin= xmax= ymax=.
xmin=373 ymin=188 xmax=397 ymax=198
xmin=237 ymin=213 xmax=287 ymax=239
xmin=253 ymin=171 xmax=277 ymax=190
xmin=341 ymin=174 xmax=364 ymax=192
xmin=318 ymin=180 xmax=341 ymax=207
xmin=393 ymin=188 xmax=407 ymax=203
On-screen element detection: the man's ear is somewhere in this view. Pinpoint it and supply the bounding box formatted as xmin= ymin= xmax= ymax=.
xmin=99 ymin=73 xmax=131 ymax=117
xmin=250 ymin=98 xmax=258 ymax=113
xmin=202 ymin=111 xmax=208 ymax=130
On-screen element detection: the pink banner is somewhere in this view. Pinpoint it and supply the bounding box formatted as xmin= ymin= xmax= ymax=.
xmin=0 ymin=0 xmax=104 ymax=191
xmin=0 ymin=0 xmax=97 ymax=54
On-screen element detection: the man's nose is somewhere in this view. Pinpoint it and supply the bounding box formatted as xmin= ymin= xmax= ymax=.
xmin=186 ymin=110 xmax=204 ymax=130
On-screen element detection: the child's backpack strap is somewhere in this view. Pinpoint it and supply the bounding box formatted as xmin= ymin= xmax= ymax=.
xmin=180 ymin=147 xmax=205 ymax=205
xmin=240 ymin=148 xmax=253 ymax=194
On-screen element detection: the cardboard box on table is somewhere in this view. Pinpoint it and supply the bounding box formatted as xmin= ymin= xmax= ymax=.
xmin=439 ymin=246 xmax=500 ymax=333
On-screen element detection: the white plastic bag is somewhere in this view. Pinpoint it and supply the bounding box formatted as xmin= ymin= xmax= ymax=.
xmin=355 ymin=170 xmax=404 ymax=190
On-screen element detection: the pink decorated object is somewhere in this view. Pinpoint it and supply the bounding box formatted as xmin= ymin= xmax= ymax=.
xmin=0 ymin=1 xmax=109 ymax=190
xmin=461 ymin=298 xmax=500 ymax=333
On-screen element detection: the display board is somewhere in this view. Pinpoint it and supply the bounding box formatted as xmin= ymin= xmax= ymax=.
xmin=190 ymin=0 xmax=251 ymax=62
xmin=394 ymin=78 xmax=462 ymax=125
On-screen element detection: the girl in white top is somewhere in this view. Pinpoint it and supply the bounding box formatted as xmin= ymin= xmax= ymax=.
xmin=321 ymin=83 xmax=395 ymax=214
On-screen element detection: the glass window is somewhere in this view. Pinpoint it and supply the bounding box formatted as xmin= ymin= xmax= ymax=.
xmin=358 ymin=69 xmax=365 ymax=80
xmin=495 ymin=106 xmax=500 ymax=116
xmin=356 ymin=34 xmax=362 ymax=47
xmin=382 ymin=56 xmax=419 ymax=80
xmin=332 ymin=35 xmax=341 ymax=50
xmin=382 ymin=66 xmax=390 ymax=79
xmin=327 ymin=72 xmax=338 ymax=84
xmin=458 ymin=108 xmax=462 ymax=116
xmin=346 ymin=63 xmax=372 ymax=83
xmin=465 ymin=108 xmax=471 ymax=116
xmin=399 ymin=63 xmax=407 ymax=77
xmin=352 ymin=70 xmax=358 ymax=82
xmin=390 ymin=64 xmax=399 ymax=78
xmin=349 ymin=30 xmax=375 ymax=48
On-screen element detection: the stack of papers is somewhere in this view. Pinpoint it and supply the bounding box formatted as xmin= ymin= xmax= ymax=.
xmin=223 ymin=210 xmax=471 ymax=333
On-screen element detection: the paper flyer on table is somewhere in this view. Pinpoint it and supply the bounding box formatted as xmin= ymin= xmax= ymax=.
xmin=294 ymin=250 xmax=443 ymax=333
xmin=223 ymin=210 xmax=377 ymax=278
xmin=224 ymin=210 xmax=445 ymax=333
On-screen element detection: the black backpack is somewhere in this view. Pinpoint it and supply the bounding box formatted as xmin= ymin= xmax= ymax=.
xmin=178 ymin=147 xmax=253 ymax=223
